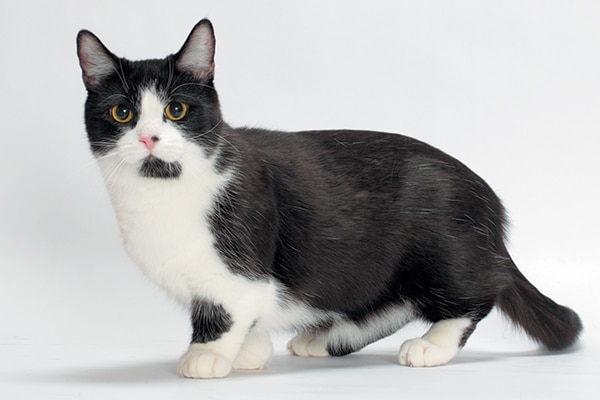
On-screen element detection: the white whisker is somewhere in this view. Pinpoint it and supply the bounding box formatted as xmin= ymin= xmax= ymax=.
xmin=169 ymin=82 xmax=214 ymax=95
xmin=93 ymin=151 xmax=121 ymax=163
xmin=187 ymin=119 xmax=223 ymax=140
xmin=214 ymin=132 xmax=240 ymax=157
xmin=104 ymin=93 xmax=129 ymax=103
xmin=117 ymin=58 xmax=130 ymax=92
xmin=166 ymin=57 xmax=174 ymax=93
xmin=101 ymin=156 xmax=128 ymax=193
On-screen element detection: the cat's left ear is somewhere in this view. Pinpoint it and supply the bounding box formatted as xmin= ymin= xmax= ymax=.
xmin=77 ymin=30 xmax=118 ymax=89
xmin=175 ymin=19 xmax=216 ymax=82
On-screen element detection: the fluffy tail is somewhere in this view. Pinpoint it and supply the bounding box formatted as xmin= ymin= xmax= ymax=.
xmin=496 ymin=261 xmax=582 ymax=351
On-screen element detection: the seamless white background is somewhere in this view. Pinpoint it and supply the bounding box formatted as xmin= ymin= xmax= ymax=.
xmin=1 ymin=1 xmax=598 ymax=399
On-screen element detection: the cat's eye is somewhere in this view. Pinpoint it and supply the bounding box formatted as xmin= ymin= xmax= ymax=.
xmin=165 ymin=101 xmax=188 ymax=121
xmin=111 ymin=104 xmax=133 ymax=123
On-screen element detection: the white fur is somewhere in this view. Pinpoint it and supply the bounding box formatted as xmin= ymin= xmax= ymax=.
xmin=287 ymin=334 xmax=329 ymax=357
xmin=178 ymin=344 xmax=232 ymax=378
xmin=399 ymin=317 xmax=472 ymax=367
xmin=99 ymin=89 xmax=280 ymax=378
xmin=259 ymin=297 xmax=336 ymax=332
xmin=99 ymin=90 xmax=271 ymax=306
xmin=232 ymin=329 xmax=273 ymax=370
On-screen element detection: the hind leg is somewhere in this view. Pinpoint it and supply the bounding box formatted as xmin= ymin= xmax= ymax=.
xmin=399 ymin=317 xmax=475 ymax=367
xmin=287 ymin=325 xmax=361 ymax=357
xmin=288 ymin=306 xmax=415 ymax=358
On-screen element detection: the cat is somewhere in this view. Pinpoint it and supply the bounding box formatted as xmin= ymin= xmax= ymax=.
xmin=76 ymin=19 xmax=582 ymax=379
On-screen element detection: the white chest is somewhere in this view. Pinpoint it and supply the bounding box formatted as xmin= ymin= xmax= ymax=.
xmin=99 ymin=150 xmax=231 ymax=306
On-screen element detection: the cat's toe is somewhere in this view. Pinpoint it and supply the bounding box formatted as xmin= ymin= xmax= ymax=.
xmin=178 ymin=345 xmax=232 ymax=379
xmin=287 ymin=334 xmax=329 ymax=357
xmin=398 ymin=338 xmax=455 ymax=367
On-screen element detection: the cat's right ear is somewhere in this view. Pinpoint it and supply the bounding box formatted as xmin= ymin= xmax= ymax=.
xmin=77 ymin=30 xmax=118 ymax=89
xmin=175 ymin=19 xmax=216 ymax=82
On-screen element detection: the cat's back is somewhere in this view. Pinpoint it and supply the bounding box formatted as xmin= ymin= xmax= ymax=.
xmin=228 ymin=127 xmax=503 ymax=235
xmin=234 ymin=128 xmax=428 ymax=157
xmin=230 ymin=128 xmax=477 ymax=187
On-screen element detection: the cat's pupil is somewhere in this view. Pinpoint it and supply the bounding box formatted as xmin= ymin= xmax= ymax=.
xmin=170 ymin=102 xmax=184 ymax=117
xmin=165 ymin=101 xmax=188 ymax=121
xmin=115 ymin=105 xmax=129 ymax=120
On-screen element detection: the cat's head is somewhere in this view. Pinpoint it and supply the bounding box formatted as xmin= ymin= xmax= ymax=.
xmin=77 ymin=19 xmax=223 ymax=179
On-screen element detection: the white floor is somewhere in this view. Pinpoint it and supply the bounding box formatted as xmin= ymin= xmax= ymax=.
xmin=2 ymin=329 xmax=597 ymax=399
xmin=1 ymin=252 xmax=597 ymax=400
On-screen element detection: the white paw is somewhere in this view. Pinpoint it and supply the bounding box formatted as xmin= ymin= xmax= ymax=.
xmin=398 ymin=338 xmax=457 ymax=367
xmin=233 ymin=335 xmax=273 ymax=370
xmin=178 ymin=346 xmax=232 ymax=379
xmin=287 ymin=334 xmax=329 ymax=357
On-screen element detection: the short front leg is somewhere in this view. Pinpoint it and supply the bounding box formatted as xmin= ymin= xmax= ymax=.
xmin=178 ymin=298 xmax=253 ymax=379
xmin=233 ymin=328 xmax=273 ymax=370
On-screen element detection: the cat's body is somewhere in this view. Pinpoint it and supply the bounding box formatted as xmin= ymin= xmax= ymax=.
xmin=77 ymin=20 xmax=582 ymax=378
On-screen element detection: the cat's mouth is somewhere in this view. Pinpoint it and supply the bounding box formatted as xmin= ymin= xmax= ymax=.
xmin=139 ymin=155 xmax=182 ymax=179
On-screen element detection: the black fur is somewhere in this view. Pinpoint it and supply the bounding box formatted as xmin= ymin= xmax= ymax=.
xmin=78 ymin=19 xmax=582 ymax=355
xmin=214 ymin=129 xmax=504 ymax=342
xmin=139 ymin=156 xmax=182 ymax=178
xmin=190 ymin=298 xmax=233 ymax=344
xmin=205 ymin=126 xmax=581 ymax=351
xmin=327 ymin=342 xmax=357 ymax=357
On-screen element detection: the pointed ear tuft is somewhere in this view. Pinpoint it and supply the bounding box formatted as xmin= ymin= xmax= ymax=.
xmin=77 ymin=30 xmax=117 ymax=89
xmin=175 ymin=19 xmax=216 ymax=82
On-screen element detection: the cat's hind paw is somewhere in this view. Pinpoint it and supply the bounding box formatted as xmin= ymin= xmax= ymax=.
xmin=287 ymin=334 xmax=329 ymax=357
xmin=398 ymin=338 xmax=457 ymax=367
xmin=178 ymin=345 xmax=232 ymax=379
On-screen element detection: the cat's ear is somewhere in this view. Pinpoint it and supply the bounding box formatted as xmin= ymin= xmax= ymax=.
xmin=77 ymin=30 xmax=118 ymax=89
xmin=175 ymin=19 xmax=216 ymax=82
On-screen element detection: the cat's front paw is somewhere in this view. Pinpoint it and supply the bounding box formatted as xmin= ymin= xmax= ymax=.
xmin=178 ymin=345 xmax=232 ymax=379
xmin=233 ymin=331 xmax=273 ymax=370
xmin=287 ymin=334 xmax=329 ymax=357
xmin=398 ymin=338 xmax=456 ymax=367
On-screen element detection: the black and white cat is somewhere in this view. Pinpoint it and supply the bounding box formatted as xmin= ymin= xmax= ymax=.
xmin=77 ymin=20 xmax=582 ymax=378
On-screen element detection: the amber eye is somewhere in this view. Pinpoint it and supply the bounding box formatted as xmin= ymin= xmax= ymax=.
xmin=165 ymin=101 xmax=188 ymax=121
xmin=110 ymin=104 xmax=133 ymax=123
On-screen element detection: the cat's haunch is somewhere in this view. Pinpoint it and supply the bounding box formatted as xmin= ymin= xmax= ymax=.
xmin=77 ymin=19 xmax=582 ymax=379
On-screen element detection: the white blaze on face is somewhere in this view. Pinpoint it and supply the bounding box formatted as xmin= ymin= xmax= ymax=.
xmin=116 ymin=88 xmax=186 ymax=165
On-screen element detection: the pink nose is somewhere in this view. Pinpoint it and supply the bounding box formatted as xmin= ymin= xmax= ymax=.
xmin=139 ymin=135 xmax=159 ymax=150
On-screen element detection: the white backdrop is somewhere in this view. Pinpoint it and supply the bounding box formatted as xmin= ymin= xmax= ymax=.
xmin=1 ymin=1 xmax=598 ymax=399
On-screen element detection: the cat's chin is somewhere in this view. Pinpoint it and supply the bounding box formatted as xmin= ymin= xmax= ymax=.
xmin=138 ymin=155 xmax=182 ymax=179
